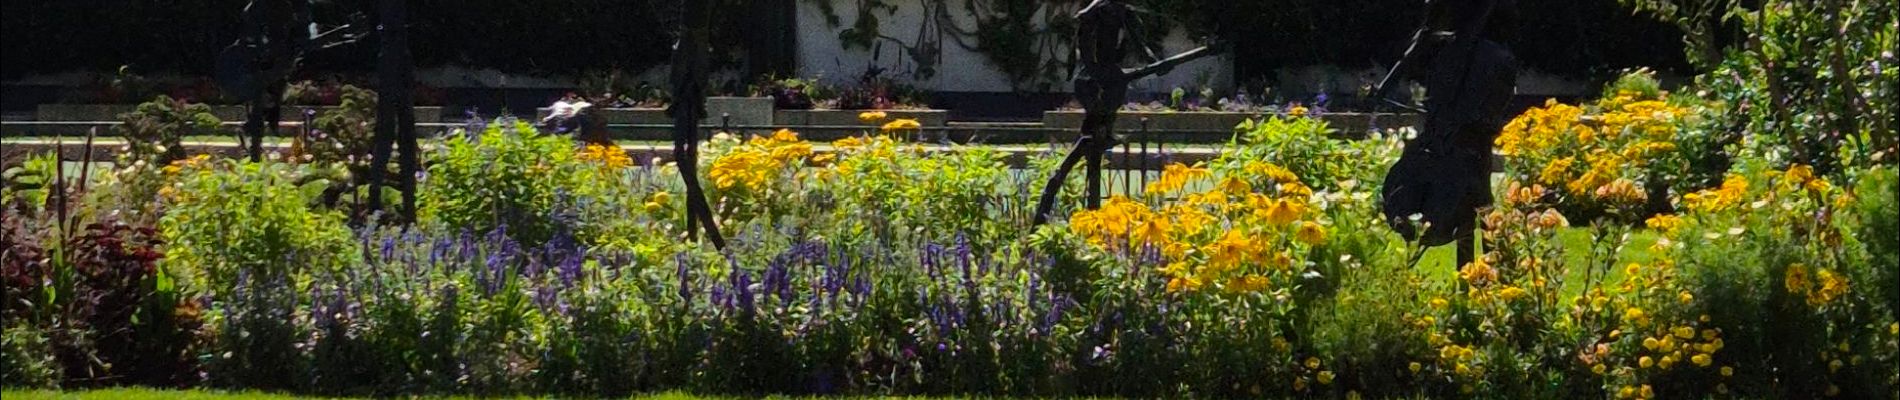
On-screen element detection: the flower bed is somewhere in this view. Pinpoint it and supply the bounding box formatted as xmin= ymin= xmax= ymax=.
xmin=2 ymin=84 xmax=1895 ymax=399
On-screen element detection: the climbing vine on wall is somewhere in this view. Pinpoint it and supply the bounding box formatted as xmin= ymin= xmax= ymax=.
xmin=807 ymin=0 xmax=1083 ymax=91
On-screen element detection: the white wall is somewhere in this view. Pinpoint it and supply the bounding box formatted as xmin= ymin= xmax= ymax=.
xmin=794 ymin=0 xmax=1232 ymax=94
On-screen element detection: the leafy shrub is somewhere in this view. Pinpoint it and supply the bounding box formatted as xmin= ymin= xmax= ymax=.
xmin=1853 ymin=167 xmax=1899 ymax=320
xmin=160 ymin=160 xmax=354 ymax=293
xmin=1 ymin=321 xmax=59 ymax=388
xmin=52 ymin=222 xmax=200 ymax=387
xmin=298 ymin=85 xmax=377 ymax=171
xmin=118 ymin=95 xmax=220 ymax=166
xmin=420 ymin=119 xmax=586 ymax=247
xmin=1664 ymin=161 xmax=1897 ymax=398
xmin=1 ymin=153 xmax=58 ymax=213
xmin=1219 ymin=116 xmax=1389 ymax=192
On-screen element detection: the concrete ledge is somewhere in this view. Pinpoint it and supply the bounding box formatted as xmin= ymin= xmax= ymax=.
xmin=1042 ymin=111 xmax=1421 ymax=138
xmin=2 ymin=139 xmax=1221 ymax=171
xmin=774 ymin=109 xmax=950 ymax=127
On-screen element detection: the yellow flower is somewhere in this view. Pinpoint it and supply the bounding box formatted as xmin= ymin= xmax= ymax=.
xmin=1639 ymin=356 xmax=1655 ymax=369
xmin=1261 ymin=198 xmax=1304 ymax=226
xmin=1673 ymin=326 xmax=1695 ymax=340
xmin=1205 ymin=230 xmax=1258 ymax=270
xmin=1623 ymin=307 xmax=1650 ymax=327
xmin=1288 ymin=105 xmax=1309 ymax=117
xmin=1539 ymin=157 xmax=1575 ymax=185
xmin=1245 ymin=161 xmax=1301 ymax=184
xmin=1408 ymin=362 xmax=1423 ymax=373
xmin=1496 ymin=286 xmax=1528 ymax=301
xmin=1618 ymin=386 xmax=1636 ymax=399
xmin=1645 ymin=214 xmax=1684 ymax=235
xmin=1316 ymin=370 xmax=1334 ymax=385
xmin=1812 ymin=268 xmax=1850 ymax=305
xmin=879 ymin=118 xmax=922 ymax=133
xmin=771 ymin=128 xmax=800 ymax=142
xmin=1640 ymin=384 xmax=1654 ymax=399
xmin=1721 ymin=366 xmax=1734 ymax=377
xmin=1460 ymin=258 xmax=1497 ymax=285
xmin=1216 ymin=176 xmax=1252 ymax=195
xmin=1230 ymin=275 xmax=1271 ymax=292
xmin=857 ymin=111 xmax=888 ymax=123
xmin=1430 ymin=297 xmax=1449 ymax=309
xmin=579 ymin=144 xmax=632 ymax=169
xmin=1147 ymin=163 xmax=1209 ymax=195
xmin=1693 ymin=354 xmax=1712 ymax=367
xmin=1785 ymin=263 xmax=1812 ymax=294
xmin=1304 ymin=357 xmax=1321 ymax=370
xmin=1592 ymin=363 xmax=1607 ymax=375
xmin=1295 ymin=221 xmax=1328 ymax=245
xmin=643 ymin=201 xmax=663 ymax=214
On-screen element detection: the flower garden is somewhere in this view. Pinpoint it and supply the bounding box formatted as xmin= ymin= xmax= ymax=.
xmin=6 ymin=0 xmax=1900 ymax=397
xmin=4 ymin=69 xmax=1897 ymax=398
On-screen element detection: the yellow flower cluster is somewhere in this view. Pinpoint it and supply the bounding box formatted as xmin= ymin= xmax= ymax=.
xmin=1784 ymin=263 xmax=1851 ymax=306
xmin=161 ymin=154 xmax=214 ymax=176
xmin=577 ymin=144 xmax=632 ymax=169
xmin=1497 ymin=91 xmax=1695 ymax=215
xmin=1069 ymin=162 xmax=1326 ymax=295
xmin=880 ymin=118 xmax=922 ymax=134
xmin=1577 ymin=258 xmax=1738 ymax=398
xmin=706 ymin=129 xmax=813 ymax=191
xmin=1682 ymin=174 xmax=1749 ymax=213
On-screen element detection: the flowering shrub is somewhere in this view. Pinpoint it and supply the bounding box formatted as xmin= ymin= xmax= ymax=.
xmin=1659 ymin=162 xmax=1899 ymax=398
xmin=1496 ymin=71 xmax=1717 ymax=222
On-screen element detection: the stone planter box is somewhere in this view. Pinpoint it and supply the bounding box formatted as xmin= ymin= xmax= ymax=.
xmin=773 ymin=109 xmax=950 ymax=128
xmin=1041 ymin=110 xmax=1422 ymax=141
xmin=22 ymin=104 xmax=443 ymax=136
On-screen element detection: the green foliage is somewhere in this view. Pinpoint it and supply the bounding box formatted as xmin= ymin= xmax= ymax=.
xmin=1217 ymin=116 xmax=1386 ymax=192
xmin=419 ymin=119 xmax=585 ymax=246
xmin=159 ymin=160 xmax=354 ymax=295
xmin=1647 ymin=0 xmax=1900 ymax=172
xmin=1 ymin=154 xmax=58 ymax=213
xmin=1 ymin=322 xmax=59 ymax=389
xmin=300 ymin=85 xmax=376 ymax=171
xmin=1853 ymin=167 xmax=1899 ymax=317
xmin=117 ymin=96 xmax=220 ymax=166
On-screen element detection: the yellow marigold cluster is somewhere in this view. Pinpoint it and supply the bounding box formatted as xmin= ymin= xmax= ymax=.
xmin=706 ymin=129 xmax=813 ymax=191
xmin=577 ymin=144 xmax=632 ymax=169
xmin=1497 ymin=92 xmax=1695 ymax=215
xmin=880 ymin=118 xmax=922 ymax=133
xmin=1682 ymin=174 xmax=1749 ymax=213
xmin=1785 ymin=263 xmax=1851 ymax=307
xmin=1069 ymin=162 xmax=1327 ymax=295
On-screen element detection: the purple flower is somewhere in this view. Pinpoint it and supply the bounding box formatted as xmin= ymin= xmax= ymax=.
xmin=676 ymin=253 xmax=694 ymax=302
xmin=735 ymin=271 xmax=756 ymax=315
